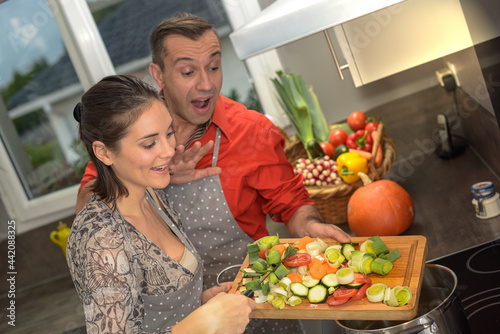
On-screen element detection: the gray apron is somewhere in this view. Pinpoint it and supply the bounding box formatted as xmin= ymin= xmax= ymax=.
xmin=141 ymin=193 xmax=203 ymax=332
xmin=164 ymin=127 xmax=254 ymax=288
xmin=164 ymin=127 xmax=304 ymax=334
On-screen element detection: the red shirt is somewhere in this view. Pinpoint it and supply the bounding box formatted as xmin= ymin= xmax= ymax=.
xmin=79 ymin=95 xmax=313 ymax=240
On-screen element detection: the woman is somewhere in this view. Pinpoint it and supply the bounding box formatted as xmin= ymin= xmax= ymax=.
xmin=67 ymin=74 xmax=255 ymax=333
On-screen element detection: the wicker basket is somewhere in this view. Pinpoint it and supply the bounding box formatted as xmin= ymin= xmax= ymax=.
xmin=281 ymin=124 xmax=396 ymax=225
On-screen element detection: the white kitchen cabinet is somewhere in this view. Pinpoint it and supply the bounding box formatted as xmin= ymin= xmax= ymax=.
xmin=333 ymin=0 xmax=473 ymax=87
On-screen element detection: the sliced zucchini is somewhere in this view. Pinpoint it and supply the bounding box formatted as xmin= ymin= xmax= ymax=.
xmin=302 ymin=274 xmax=320 ymax=288
xmin=290 ymin=282 xmax=309 ymax=297
xmin=308 ymin=285 xmax=328 ymax=303
xmin=344 ymin=281 xmax=365 ymax=289
xmin=341 ymin=243 xmax=356 ymax=261
xmin=320 ymin=273 xmax=340 ymax=288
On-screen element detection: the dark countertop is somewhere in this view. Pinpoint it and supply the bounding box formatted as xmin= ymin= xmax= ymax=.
xmin=334 ymin=85 xmax=500 ymax=260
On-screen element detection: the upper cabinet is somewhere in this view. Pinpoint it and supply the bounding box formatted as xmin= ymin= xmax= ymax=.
xmin=332 ymin=0 xmax=473 ymax=87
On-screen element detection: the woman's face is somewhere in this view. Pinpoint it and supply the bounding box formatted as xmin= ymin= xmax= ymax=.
xmin=107 ymin=100 xmax=176 ymax=194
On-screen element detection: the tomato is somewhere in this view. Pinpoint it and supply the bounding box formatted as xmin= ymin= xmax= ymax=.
xmin=364 ymin=121 xmax=380 ymax=134
xmin=319 ymin=141 xmax=335 ymax=158
xmin=353 ymin=273 xmax=372 ymax=285
xmin=333 ymin=286 xmax=358 ymax=300
xmin=283 ymin=253 xmax=312 ymax=267
xmin=350 ymin=283 xmax=370 ymax=301
xmin=258 ymin=249 xmax=268 ymax=260
xmin=347 ymin=111 xmax=367 ymax=131
xmin=326 ymin=294 xmax=350 ymax=306
xmin=329 ymin=129 xmax=348 ymax=147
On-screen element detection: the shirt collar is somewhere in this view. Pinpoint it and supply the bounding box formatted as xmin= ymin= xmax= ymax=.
xmin=211 ymin=95 xmax=232 ymax=142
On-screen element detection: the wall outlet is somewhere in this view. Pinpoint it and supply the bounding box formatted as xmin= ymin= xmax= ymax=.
xmin=446 ymin=61 xmax=460 ymax=87
xmin=435 ymin=62 xmax=460 ymax=89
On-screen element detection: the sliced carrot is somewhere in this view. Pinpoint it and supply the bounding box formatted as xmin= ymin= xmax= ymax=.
xmin=310 ymin=257 xmax=323 ymax=266
xmin=309 ymin=263 xmax=327 ymax=280
xmin=325 ymin=264 xmax=338 ymax=274
xmin=298 ymin=236 xmax=315 ymax=250
xmin=286 ymin=272 xmax=303 ymax=283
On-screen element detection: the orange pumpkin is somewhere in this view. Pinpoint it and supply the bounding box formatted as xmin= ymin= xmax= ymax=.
xmin=347 ymin=173 xmax=415 ymax=236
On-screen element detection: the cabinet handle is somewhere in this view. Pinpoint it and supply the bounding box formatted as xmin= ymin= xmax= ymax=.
xmin=323 ymin=30 xmax=349 ymax=81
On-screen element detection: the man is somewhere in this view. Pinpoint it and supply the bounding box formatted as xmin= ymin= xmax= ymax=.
xmin=77 ymin=12 xmax=350 ymax=333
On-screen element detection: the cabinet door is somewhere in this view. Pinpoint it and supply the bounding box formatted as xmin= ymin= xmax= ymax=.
xmin=334 ymin=0 xmax=473 ymax=87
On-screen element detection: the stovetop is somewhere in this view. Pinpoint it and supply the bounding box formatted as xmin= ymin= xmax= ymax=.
xmin=428 ymin=238 xmax=500 ymax=334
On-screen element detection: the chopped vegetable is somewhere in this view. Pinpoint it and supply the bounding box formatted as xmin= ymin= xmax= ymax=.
xmin=290 ymin=282 xmax=309 ymax=297
xmin=384 ymin=286 xmax=412 ymax=307
xmin=368 ymin=236 xmax=390 ymax=256
xmin=298 ymin=236 xmax=315 ymax=250
xmin=286 ymin=272 xmax=303 ymax=283
xmin=256 ymin=234 xmax=280 ymax=252
xmin=287 ymin=295 xmax=303 ymax=306
xmin=320 ymin=273 xmax=340 ymax=289
xmin=265 ymin=248 xmax=281 ymax=266
xmin=380 ymin=248 xmax=402 ymax=262
xmin=366 ymin=283 xmax=387 ymax=303
xmin=336 ymin=267 xmax=355 ymax=285
xmin=308 ymin=285 xmax=328 ymax=303
xmin=309 ymin=262 xmax=328 ymax=280
xmin=371 ymin=257 xmax=393 ymax=275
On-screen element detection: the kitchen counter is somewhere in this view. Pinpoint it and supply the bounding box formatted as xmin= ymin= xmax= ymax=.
xmin=335 ymin=85 xmax=500 ymax=260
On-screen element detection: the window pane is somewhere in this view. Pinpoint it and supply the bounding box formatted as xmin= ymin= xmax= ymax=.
xmin=0 ymin=0 xmax=86 ymax=199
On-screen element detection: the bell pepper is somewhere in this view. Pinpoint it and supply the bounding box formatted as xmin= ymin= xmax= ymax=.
xmin=346 ymin=130 xmax=373 ymax=152
xmin=336 ymin=152 xmax=369 ymax=184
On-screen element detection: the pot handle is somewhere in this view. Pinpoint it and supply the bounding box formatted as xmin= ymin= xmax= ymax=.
xmin=397 ymin=322 xmax=434 ymax=334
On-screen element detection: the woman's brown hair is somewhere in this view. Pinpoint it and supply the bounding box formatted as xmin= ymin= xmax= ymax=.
xmin=75 ymin=75 xmax=162 ymax=206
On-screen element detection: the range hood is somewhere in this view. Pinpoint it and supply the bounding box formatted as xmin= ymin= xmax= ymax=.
xmin=229 ymin=0 xmax=407 ymax=60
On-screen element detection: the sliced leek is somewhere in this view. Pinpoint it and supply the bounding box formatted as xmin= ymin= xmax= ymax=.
xmin=305 ymin=241 xmax=323 ymax=257
xmin=371 ymin=257 xmax=393 ymax=275
xmin=287 ymin=295 xmax=303 ymax=306
xmin=384 ymin=286 xmax=412 ymax=307
xmin=366 ymin=283 xmax=387 ymax=303
xmin=336 ymin=267 xmax=354 ymax=285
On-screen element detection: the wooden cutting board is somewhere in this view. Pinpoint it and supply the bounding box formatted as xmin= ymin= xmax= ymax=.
xmin=228 ymin=235 xmax=427 ymax=320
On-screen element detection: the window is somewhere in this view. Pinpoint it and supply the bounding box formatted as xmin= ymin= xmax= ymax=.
xmin=0 ymin=0 xmax=259 ymax=234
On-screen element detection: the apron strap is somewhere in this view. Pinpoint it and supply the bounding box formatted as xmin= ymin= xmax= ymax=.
xmin=211 ymin=127 xmax=222 ymax=167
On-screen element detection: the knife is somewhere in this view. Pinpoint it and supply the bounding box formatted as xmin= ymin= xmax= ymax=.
xmin=243 ymin=247 xmax=297 ymax=298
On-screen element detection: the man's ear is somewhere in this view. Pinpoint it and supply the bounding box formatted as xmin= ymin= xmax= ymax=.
xmin=93 ymin=141 xmax=113 ymax=166
xmin=149 ymin=63 xmax=165 ymax=89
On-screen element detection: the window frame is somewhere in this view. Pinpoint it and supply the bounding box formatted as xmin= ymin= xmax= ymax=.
xmin=0 ymin=0 xmax=115 ymax=234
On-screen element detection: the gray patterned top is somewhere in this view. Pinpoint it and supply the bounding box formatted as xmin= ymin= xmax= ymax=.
xmin=67 ymin=190 xmax=201 ymax=333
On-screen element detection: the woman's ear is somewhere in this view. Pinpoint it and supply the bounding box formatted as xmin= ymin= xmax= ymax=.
xmin=93 ymin=141 xmax=113 ymax=166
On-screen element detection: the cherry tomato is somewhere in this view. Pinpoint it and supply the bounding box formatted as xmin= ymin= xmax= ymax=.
xmin=364 ymin=121 xmax=380 ymax=134
xmin=329 ymin=129 xmax=348 ymax=147
xmin=283 ymin=253 xmax=312 ymax=267
xmin=326 ymin=294 xmax=350 ymax=306
xmin=320 ymin=142 xmax=335 ymax=157
xmin=347 ymin=111 xmax=367 ymax=131
xmin=333 ymin=286 xmax=358 ymax=300
xmin=350 ymin=283 xmax=370 ymax=301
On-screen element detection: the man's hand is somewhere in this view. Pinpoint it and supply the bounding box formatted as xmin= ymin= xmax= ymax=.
xmin=169 ymin=140 xmax=221 ymax=185
xmin=286 ymin=205 xmax=351 ymax=243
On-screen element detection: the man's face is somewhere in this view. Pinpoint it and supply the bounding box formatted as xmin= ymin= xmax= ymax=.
xmin=156 ymin=31 xmax=222 ymax=127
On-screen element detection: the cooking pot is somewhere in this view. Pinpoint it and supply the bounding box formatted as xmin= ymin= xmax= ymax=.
xmin=335 ymin=264 xmax=470 ymax=334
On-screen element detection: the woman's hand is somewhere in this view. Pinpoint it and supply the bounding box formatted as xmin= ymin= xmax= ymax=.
xmin=173 ymin=292 xmax=256 ymax=334
xmin=168 ymin=141 xmax=221 ymax=184
xmin=202 ymin=282 xmax=232 ymax=304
